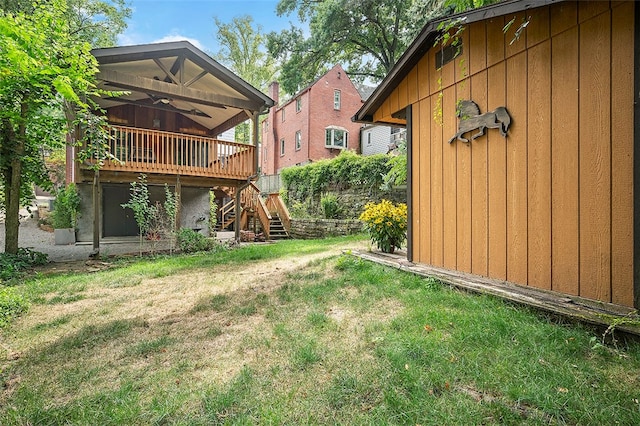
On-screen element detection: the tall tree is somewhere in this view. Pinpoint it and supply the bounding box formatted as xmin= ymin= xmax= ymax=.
xmin=213 ymin=15 xmax=277 ymax=143
xmin=268 ymin=0 xmax=500 ymax=95
xmin=0 ymin=0 xmax=103 ymax=254
xmin=267 ymin=0 xmax=445 ymax=94
xmin=0 ymin=0 xmax=131 ymax=47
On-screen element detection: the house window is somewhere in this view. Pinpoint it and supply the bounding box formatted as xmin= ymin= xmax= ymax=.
xmin=280 ymin=139 xmax=285 ymax=156
xmin=367 ymin=133 xmax=372 ymax=145
xmin=325 ymin=127 xmax=348 ymax=149
xmin=436 ymin=43 xmax=462 ymax=69
xmin=334 ymin=90 xmax=341 ymax=110
xmin=295 ymin=130 xmax=302 ymax=151
xmin=295 ymin=97 xmax=302 ymax=112
xmin=281 ymin=107 xmax=285 ymax=122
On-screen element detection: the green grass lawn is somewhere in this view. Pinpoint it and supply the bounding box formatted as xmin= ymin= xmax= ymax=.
xmin=1 ymin=236 xmax=639 ymax=425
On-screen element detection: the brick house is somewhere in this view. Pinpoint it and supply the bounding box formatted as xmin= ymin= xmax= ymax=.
xmin=261 ymin=64 xmax=364 ymax=176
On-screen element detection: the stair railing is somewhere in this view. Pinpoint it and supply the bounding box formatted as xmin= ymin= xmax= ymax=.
xmin=265 ymin=193 xmax=291 ymax=234
xmin=220 ymin=198 xmax=236 ymax=230
xmin=240 ymin=183 xmax=272 ymax=239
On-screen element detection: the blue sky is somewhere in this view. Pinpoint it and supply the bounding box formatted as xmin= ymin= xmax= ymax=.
xmin=118 ymin=0 xmax=300 ymax=55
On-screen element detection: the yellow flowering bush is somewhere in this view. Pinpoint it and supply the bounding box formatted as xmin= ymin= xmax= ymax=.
xmin=359 ymin=200 xmax=407 ymax=253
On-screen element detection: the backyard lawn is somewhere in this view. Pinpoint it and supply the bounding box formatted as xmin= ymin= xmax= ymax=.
xmin=1 ymin=235 xmax=639 ymax=425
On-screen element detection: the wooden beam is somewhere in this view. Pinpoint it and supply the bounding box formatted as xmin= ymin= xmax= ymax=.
xmin=211 ymin=111 xmax=252 ymax=136
xmin=103 ymin=96 xmax=215 ymax=117
xmin=98 ymin=69 xmax=262 ymax=111
xmin=93 ymin=169 xmax=100 ymax=254
xmin=406 ymin=104 xmax=413 ymax=263
xmin=185 ymin=70 xmax=208 ymax=87
xmin=153 ymin=58 xmax=179 ymax=84
xmin=175 ymin=175 xmax=182 ymax=232
xmin=634 ymin=2 xmax=640 ymax=309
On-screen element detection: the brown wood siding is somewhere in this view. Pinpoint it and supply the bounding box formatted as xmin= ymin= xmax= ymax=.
xmin=456 ymin=81 xmax=472 ymax=273
xmin=397 ymin=1 xmax=635 ymax=307
xmin=471 ymin=71 xmax=489 ymax=276
xmin=487 ymin=49 xmax=508 ymax=282
xmin=418 ymin=99 xmax=432 ymax=263
xmin=579 ymin=8 xmax=611 ymax=302
xmin=551 ymin=22 xmax=580 ymax=296
xmin=430 ymin=95 xmax=444 ymax=266
xmin=611 ymin=1 xmax=635 ymax=305
xmin=527 ymin=40 xmax=552 ymax=290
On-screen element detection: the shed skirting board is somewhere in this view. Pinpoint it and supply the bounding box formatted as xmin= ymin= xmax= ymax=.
xmin=351 ymin=250 xmax=640 ymax=338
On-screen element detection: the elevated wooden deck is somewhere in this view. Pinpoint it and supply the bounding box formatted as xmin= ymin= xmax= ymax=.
xmin=80 ymin=125 xmax=255 ymax=185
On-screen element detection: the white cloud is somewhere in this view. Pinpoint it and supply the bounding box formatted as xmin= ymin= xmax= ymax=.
xmin=152 ymin=34 xmax=205 ymax=50
xmin=117 ymin=31 xmax=206 ymax=51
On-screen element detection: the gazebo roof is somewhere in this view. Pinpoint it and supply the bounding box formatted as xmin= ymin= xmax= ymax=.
xmin=92 ymin=41 xmax=275 ymax=135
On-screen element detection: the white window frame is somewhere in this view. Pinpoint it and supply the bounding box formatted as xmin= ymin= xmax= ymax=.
xmin=295 ymin=130 xmax=302 ymax=151
xmin=333 ymin=90 xmax=341 ymax=110
xmin=280 ymin=138 xmax=285 ymax=156
xmin=325 ymin=127 xmax=348 ymax=149
xmin=295 ymin=97 xmax=302 ymax=112
xmin=281 ymin=107 xmax=285 ymax=122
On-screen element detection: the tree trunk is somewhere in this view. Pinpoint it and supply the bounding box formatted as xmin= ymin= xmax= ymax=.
xmin=3 ymin=103 xmax=28 ymax=254
xmin=4 ymin=148 xmax=23 ymax=255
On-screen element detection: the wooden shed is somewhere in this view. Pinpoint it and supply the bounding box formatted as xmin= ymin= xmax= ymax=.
xmin=354 ymin=0 xmax=638 ymax=308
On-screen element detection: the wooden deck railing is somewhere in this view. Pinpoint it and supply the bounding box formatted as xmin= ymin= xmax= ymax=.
xmin=93 ymin=125 xmax=255 ymax=179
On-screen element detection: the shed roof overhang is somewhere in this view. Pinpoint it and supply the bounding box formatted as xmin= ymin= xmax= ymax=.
xmin=92 ymin=41 xmax=275 ymax=135
xmin=353 ymin=0 xmax=562 ymax=124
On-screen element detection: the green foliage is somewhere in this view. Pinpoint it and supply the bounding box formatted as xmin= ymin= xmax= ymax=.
xmin=359 ymin=199 xmax=408 ymax=253
xmin=281 ymin=150 xmax=390 ymax=201
xmin=320 ymin=193 xmax=340 ymax=219
xmin=0 ymin=248 xmax=48 ymax=282
xmin=269 ymin=0 xmax=448 ymax=94
xmin=0 ymin=0 xmax=111 ymax=254
xmin=51 ymin=183 xmax=80 ymax=229
xmin=176 ymin=228 xmax=219 ymax=253
xmin=209 ymin=192 xmax=218 ymax=232
xmin=0 ymin=0 xmax=132 ymax=48
xmin=163 ymin=184 xmax=178 ymax=253
xmin=0 ymin=285 xmax=29 ymax=328
xmin=214 ymin=15 xmax=277 ymax=93
xmin=381 ymin=140 xmax=407 ymax=190
xmin=121 ymin=175 xmax=156 ymax=252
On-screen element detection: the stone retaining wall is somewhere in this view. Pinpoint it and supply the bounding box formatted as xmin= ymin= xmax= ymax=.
xmin=289 ymin=218 xmax=363 ymax=239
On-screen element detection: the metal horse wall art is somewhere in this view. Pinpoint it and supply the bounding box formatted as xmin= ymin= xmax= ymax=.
xmin=448 ymin=100 xmax=511 ymax=144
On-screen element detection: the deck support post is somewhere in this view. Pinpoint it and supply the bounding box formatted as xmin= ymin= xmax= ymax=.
xmin=92 ymin=169 xmax=101 ymax=255
xmin=234 ymin=184 xmax=242 ymax=242
xmin=175 ymin=175 xmax=181 ymax=232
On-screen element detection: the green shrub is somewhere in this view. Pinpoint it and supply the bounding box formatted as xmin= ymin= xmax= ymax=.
xmin=0 ymin=248 xmax=48 ymax=282
xmin=320 ymin=193 xmax=340 ymax=219
xmin=51 ymin=183 xmax=80 ymax=229
xmin=0 ymin=286 xmax=29 ymax=328
xmin=281 ymin=150 xmax=390 ymax=200
xmin=176 ymin=228 xmax=215 ymax=253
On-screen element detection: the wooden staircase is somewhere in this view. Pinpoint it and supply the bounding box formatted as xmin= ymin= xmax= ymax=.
xmin=268 ymin=214 xmax=289 ymax=240
xmin=216 ymin=184 xmax=290 ymax=240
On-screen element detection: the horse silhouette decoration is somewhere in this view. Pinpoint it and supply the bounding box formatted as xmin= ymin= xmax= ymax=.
xmin=448 ymin=100 xmax=511 ymax=144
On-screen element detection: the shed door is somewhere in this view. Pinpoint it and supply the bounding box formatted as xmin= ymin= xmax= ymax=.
xmin=103 ymin=185 xmax=138 ymax=237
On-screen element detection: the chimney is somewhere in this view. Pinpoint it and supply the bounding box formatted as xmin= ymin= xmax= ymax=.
xmin=268 ymin=81 xmax=279 ymax=105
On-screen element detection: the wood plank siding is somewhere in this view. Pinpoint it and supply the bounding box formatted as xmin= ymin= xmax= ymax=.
xmin=373 ymin=1 xmax=635 ymax=307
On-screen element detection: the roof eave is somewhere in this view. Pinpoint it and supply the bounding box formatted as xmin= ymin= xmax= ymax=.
xmin=354 ymin=0 xmax=563 ymax=123
xmin=92 ymin=41 xmax=274 ymax=110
